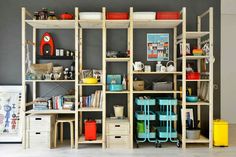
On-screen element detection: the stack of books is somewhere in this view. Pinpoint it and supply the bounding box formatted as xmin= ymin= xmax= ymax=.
xmin=33 ymin=97 xmax=50 ymax=110
xmin=80 ymin=90 xmax=102 ymax=108
xmin=63 ymin=95 xmax=75 ymax=110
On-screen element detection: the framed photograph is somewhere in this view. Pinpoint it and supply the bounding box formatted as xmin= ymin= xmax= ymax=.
xmin=147 ymin=33 xmax=169 ymax=61
xmin=0 ymin=86 xmax=23 ymax=142
xmin=180 ymin=43 xmax=191 ymax=55
xmin=81 ymin=70 xmax=93 ymax=79
xmin=181 ymin=108 xmax=194 ymax=127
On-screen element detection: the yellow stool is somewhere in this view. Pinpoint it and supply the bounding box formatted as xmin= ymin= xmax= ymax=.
xmin=54 ymin=117 xmax=75 ymax=148
xmin=213 ymin=119 xmax=228 ymax=147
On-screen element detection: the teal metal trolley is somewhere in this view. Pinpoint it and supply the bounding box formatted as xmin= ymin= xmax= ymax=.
xmin=135 ymin=97 xmax=156 ymax=148
xmin=156 ymin=98 xmax=180 ymax=148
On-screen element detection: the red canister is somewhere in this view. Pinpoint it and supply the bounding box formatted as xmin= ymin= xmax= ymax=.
xmin=187 ymin=72 xmax=200 ymax=80
xmin=85 ymin=120 xmax=97 ymax=140
xmin=156 ymin=12 xmax=180 ymax=20
xmin=106 ymin=12 xmax=129 ymax=20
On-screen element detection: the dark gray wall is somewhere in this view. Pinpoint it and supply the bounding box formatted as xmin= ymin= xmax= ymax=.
xmin=0 ymin=0 xmax=220 ymax=119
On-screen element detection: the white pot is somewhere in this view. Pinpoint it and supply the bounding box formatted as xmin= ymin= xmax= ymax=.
xmin=114 ymin=105 xmax=124 ymax=118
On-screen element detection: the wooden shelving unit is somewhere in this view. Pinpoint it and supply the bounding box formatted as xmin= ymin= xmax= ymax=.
xmin=22 ymin=7 xmax=214 ymax=150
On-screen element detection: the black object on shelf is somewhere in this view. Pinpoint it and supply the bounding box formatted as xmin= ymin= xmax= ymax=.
xmin=37 ymin=55 xmax=74 ymax=60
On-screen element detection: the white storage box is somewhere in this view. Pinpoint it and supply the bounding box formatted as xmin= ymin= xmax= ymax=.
xmin=106 ymin=119 xmax=129 ymax=135
xmin=79 ymin=12 xmax=102 ymax=20
xmin=27 ymin=115 xmax=55 ymax=132
xmin=106 ymin=135 xmax=129 ymax=148
xmin=27 ymin=131 xmax=53 ymax=149
xmin=133 ymin=12 xmax=156 ymax=20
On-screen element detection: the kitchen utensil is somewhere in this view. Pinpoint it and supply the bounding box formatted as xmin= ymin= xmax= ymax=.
xmin=156 ymin=61 xmax=162 ymax=72
xmin=133 ymin=12 xmax=156 ymax=20
xmin=187 ymin=72 xmax=200 ymax=80
xmin=133 ymin=61 xmax=144 ymax=71
xmin=144 ymin=65 xmax=151 ymax=72
xmin=83 ymin=77 xmax=98 ymax=84
xmin=107 ymin=75 xmax=122 ymax=84
xmin=166 ymin=61 xmax=176 ymax=72
xmin=192 ymin=49 xmax=203 ymax=56
xmin=106 ymin=12 xmax=129 ymax=20
xmin=108 ymin=84 xmax=123 ymax=91
xmin=186 ymin=96 xmax=198 ymax=102
xmin=161 ymin=66 xmax=166 ymax=72
xmin=114 ymin=105 xmax=124 ymax=118
xmin=186 ymin=129 xmax=200 ymax=139
xmin=60 ymin=13 xmax=74 ymax=20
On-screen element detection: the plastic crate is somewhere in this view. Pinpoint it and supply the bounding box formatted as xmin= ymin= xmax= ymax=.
xmin=135 ymin=111 xmax=156 ymax=120
xmin=157 ymin=98 xmax=177 ymax=106
xmin=156 ymin=12 xmax=180 ymax=20
xmin=157 ymin=111 xmax=177 ymax=121
xmin=135 ymin=98 xmax=156 ymax=106
xmin=137 ymin=132 xmax=156 ymax=139
xmin=157 ymin=127 xmax=177 ymax=138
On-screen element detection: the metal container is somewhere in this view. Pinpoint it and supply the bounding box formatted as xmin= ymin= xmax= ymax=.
xmin=152 ymin=82 xmax=172 ymax=91
xmin=186 ymin=129 xmax=200 ymax=139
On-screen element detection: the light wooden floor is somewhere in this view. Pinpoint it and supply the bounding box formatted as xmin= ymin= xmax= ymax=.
xmin=1 ymin=125 xmax=236 ymax=157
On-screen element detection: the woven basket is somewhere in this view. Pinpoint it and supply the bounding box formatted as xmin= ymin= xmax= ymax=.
xmin=133 ymin=80 xmax=144 ymax=91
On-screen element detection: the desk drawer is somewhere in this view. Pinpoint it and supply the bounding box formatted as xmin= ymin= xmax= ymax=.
xmin=27 ymin=115 xmax=55 ymax=131
xmin=106 ymin=135 xmax=129 ymax=148
xmin=106 ymin=122 xmax=129 ymax=135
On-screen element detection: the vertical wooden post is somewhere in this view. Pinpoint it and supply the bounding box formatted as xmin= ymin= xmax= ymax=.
xmin=75 ymin=7 xmax=79 ymax=149
xmin=181 ymin=7 xmax=187 ymax=149
xmin=173 ymin=27 xmax=177 ymax=129
xmin=79 ymin=27 xmax=83 ymax=137
xmin=32 ymin=28 xmax=36 ymax=100
xmin=209 ymin=7 xmax=214 ymax=148
xmin=129 ymin=7 xmax=134 ymax=149
xmin=197 ymin=16 xmax=201 ymax=128
xmin=102 ymin=7 xmax=106 ymax=149
xmin=21 ymin=7 xmax=27 ymax=149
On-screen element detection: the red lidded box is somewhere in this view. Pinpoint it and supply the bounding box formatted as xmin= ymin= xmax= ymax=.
xmin=156 ymin=12 xmax=180 ymax=20
xmin=187 ymin=72 xmax=200 ymax=80
xmin=106 ymin=12 xmax=129 ymax=20
xmin=85 ymin=120 xmax=97 ymax=141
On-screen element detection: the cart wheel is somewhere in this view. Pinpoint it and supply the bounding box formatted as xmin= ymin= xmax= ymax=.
xmin=136 ymin=143 xmax=139 ymax=148
xmin=155 ymin=143 xmax=158 ymax=148
xmin=176 ymin=142 xmax=181 ymax=148
xmin=158 ymin=142 xmax=162 ymax=148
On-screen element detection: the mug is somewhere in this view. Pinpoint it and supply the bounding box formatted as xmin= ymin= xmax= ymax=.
xmin=144 ymin=65 xmax=151 ymax=72
xmin=133 ymin=61 xmax=144 ymax=71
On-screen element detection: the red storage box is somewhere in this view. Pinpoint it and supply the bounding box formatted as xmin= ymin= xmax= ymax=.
xmin=156 ymin=12 xmax=180 ymax=20
xmin=187 ymin=72 xmax=200 ymax=80
xmin=85 ymin=120 xmax=97 ymax=141
xmin=106 ymin=12 xmax=129 ymax=20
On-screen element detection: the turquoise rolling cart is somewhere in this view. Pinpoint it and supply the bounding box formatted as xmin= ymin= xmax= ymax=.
xmin=156 ymin=98 xmax=180 ymax=148
xmin=135 ymin=97 xmax=156 ymax=148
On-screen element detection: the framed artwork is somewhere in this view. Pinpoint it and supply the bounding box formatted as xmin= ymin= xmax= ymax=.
xmin=181 ymin=108 xmax=194 ymax=127
xmin=180 ymin=43 xmax=191 ymax=55
xmin=147 ymin=33 xmax=169 ymax=61
xmin=0 ymin=86 xmax=22 ymax=142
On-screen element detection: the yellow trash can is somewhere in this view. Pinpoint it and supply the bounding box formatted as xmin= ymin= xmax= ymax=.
xmin=213 ymin=120 xmax=228 ymax=147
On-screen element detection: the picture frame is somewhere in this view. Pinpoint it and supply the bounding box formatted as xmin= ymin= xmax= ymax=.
xmin=180 ymin=43 xmax=191 ymax=55
xmin=93 ymin=70 xmax=102 ymax=83
xmin=181 ymin=108 xmax=194 ymax=127
xmin=147 ymin=33 xmax=169 ymax=61
xmin=0 ymin=86 xmax=23 ymax=142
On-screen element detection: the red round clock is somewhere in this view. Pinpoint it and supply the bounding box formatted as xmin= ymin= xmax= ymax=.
xmin=40 ymin=32 xmax=55 ymax=56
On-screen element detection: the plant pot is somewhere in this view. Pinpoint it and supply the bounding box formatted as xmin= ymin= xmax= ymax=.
xmin=186 ymin=129 xmax=200 ymax=139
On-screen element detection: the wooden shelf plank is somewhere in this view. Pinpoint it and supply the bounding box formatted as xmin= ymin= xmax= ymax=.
xmin=106 ymin=20 xmax=130 ymax=29
xmin=25 ymin=20 xmax=75 ymax=29
xmin=79 ymin=20 xmax=102 ymax=29
xmin=177 ymin=31 xmax=209 ymax=40
xmin=133 ymin=90 xmax=182 ymax=94
xmin=25 ymin=80 xmax=75 ymax=83
xmin=78 ymin=107 xmax=103 ymax=112
xmin=26 ymin=109 xmax=75 ymax=114
xmin=133 ymin=20 xmax=183 ymax=29
xmin=178 ymin=79 xmax=210 ymax=82
xmin=105 ymin=58 xmax=130 ymax=62
xmin=177 ymin=56 xmax=210 ymax=60
xmin=36 ymin=55 xmax=74 ymax=60
xmin=106 ymin=90 xmax=130 ymax=94
xmin=178 ymin=101 xmax=210 ymax=106
xmin=179 ymin=134 xmax=209 ymax=144
xmin=133 ymin=71 xmax=182 ymax=75
xmin=78 ymin=134 xmax=103 ymax=144
xmin=78 ymin=83 xmax=103 ymax=86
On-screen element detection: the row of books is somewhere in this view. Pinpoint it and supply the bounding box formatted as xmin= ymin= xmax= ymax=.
xmin=80 ymin=90 xmax=103 ymax=108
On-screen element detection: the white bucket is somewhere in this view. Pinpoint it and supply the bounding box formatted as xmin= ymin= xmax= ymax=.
xmin=114 ymin=105 xmax=124 ymax=118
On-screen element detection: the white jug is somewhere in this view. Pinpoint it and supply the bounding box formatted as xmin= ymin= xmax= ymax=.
xmin=133 ymin=61 xmax=144 ymax=71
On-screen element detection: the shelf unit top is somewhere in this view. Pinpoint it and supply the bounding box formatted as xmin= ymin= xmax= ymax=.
xmin=133 ymin=20 xmax=183 ymax=29
xmin=133 ymin=71 xmax=182 ymax=75
xmin=25 ymin=80 xmax=75 ymax=83
xmin=25 ymin=109 xmax=75 ymax=114
xmin=25 ymin=20 xmax=75 ymax=29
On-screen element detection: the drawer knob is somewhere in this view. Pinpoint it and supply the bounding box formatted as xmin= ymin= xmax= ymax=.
xmin=35 ymin=132 xmax=41 ymax=135
xmin=115 ymin=136 xmax=121 ymax=138
xmin=35 ymin=118 xmax=42 ymax=120
xmin=115 ymin=125 xmax=120 ymax=127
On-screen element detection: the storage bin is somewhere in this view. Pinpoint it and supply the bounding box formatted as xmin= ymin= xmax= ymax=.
xmin=106 ymin=12 xmax=129 ymax=20
xmin=157 ymin=127 xmax=177 ymax=138
xmin=137 ymin=132 xmax=156 ymax=139
xmin=152 ymin=82 xmax=172 ymax=91
xmin=187 ymin=72 xmax=200 ymax=80
xmin=27 ymin=115 xmax=55 ymax=132
xmin=133 ymin=12 xmax=156 ymax=20
xmin=135 ymin=111 xmax=156 ymax=120
xmin=213 ymin=120 xmax=228 ymax=147
xmin=106 ymin=119 xmax=129 ymax=135
xmin=108 ymin=84 xmax=123 ymax=91
xmin=79 ymin=12 xmax=102 ymax=20
xmin=157 ymin=111 xmax=177 ymax=121
xmin=106 ymin=135 xmax=129 ymax=148
xmin=137 ymin=121 xmax=145 ymax=133
xmin=135 ymin=98 xmax=156 ymax=106
xmin=156 ymin=12 xmax=180 ymax=20
xmin=186 ymin=129 xmax=200 ymax=139
xmin=133 ymin=80 xmax=144 ymax=91
xmin=27 ymin=131 xmax=52 ymax=148
xmin=157 ymin=98 xmax=177 ymax=106
xmin=85 ymin=120 xmax=97 ymax=140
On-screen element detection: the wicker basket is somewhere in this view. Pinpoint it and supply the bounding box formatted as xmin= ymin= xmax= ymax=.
xmin=30 ymin=63 xmax=53 ymax=74
xmin=133 ymin=80 xmax=144 ymax=91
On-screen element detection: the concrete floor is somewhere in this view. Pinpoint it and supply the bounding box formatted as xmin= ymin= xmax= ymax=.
xmin=1 ymin=125 xmax=235 ymax=157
